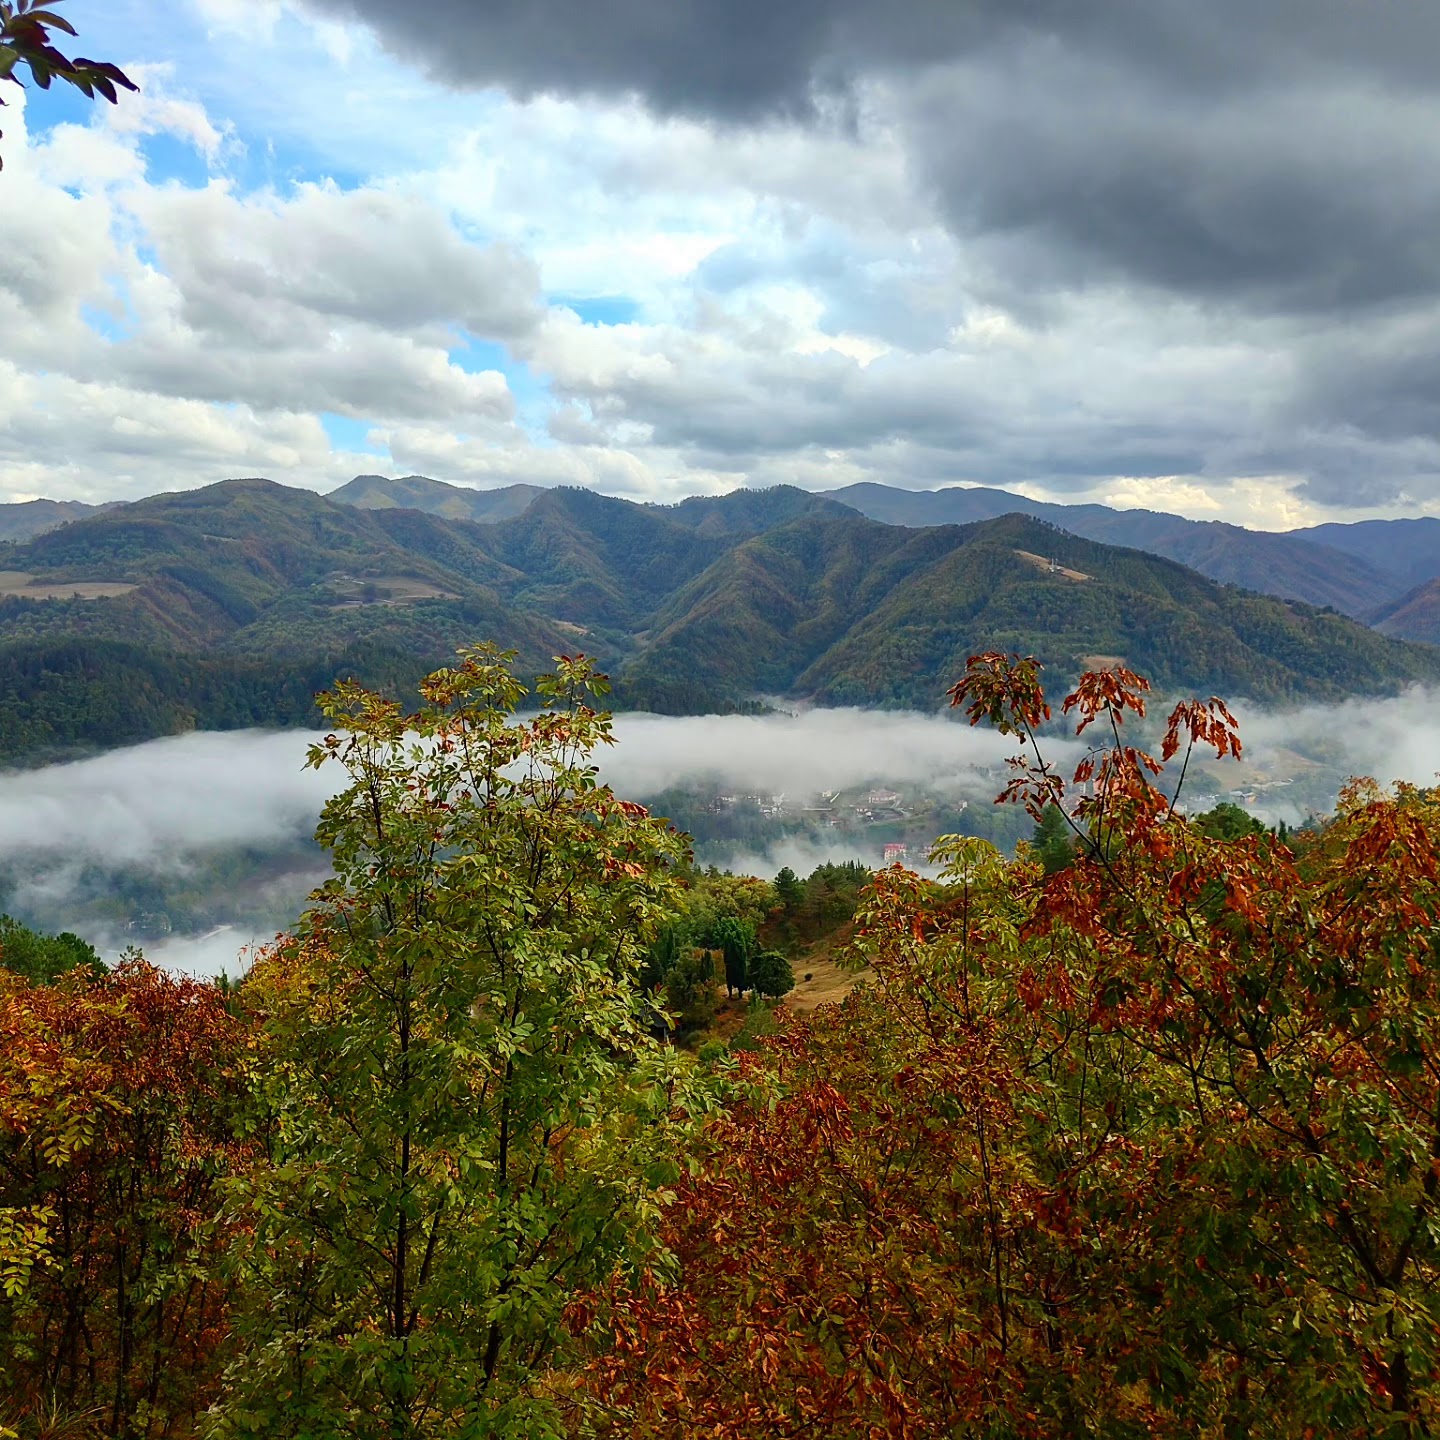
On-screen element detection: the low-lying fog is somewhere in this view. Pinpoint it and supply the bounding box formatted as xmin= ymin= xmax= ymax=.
xmin=4 ymin=691 xmax=1438 ymax=975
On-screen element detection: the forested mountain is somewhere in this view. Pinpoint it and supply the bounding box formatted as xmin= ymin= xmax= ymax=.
xmin=622 ymin=511 xmax=1440 ymax=710
xmin=2 ymin=477 xmax=1438 ymax=764
xmin=0 ymin=496 xmax=115 ymax=542
xmin=1294 ymin=516 xmax=1440 ymax=598
xmin=329 ymin=472 xmax=545 ymax=523
xmin=1370 ymin=575 xmax=1440 ymax=646
xmin=824 ymin=481 xmax=1408 ymax=616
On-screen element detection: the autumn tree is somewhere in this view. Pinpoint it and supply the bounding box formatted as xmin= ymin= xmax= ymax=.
xmin=0 ymin=960 xmax=248 ymax=1439
xmin=583 ymin=654 xmax=1440 ymax=1437
xmin=208 ymin=646 xmax=708 ymax=1440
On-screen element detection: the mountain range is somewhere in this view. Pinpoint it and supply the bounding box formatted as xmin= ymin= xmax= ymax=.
xmin=819 ymin=482 xmax=1440 ymax=638
xmin=1 ymin=473 xmax=1437 ymax=764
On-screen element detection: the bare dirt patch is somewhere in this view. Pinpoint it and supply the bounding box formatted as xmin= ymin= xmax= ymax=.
xmin=1014 ymin=549 xmax=1092 ymax=582
xmin=0 ymin=570 xmax=135 ymax=600
xmin=784 ymin=953 xmax=862 ymax=1011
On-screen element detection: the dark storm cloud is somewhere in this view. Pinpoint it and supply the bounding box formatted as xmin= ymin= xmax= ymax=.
xmin=302 ymin=0 xmax=1440 ymax=122
xmin=306 ymin=0 xmax=1440 ymax=318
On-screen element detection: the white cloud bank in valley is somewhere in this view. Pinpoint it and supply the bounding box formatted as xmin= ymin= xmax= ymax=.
xmin=0 ymin=728 xmax=333 ymax=866
xmin=601 ymin=708 xmax=1079 ymax=801
xmin=2 ymin=693 xmax=1438 ymax=973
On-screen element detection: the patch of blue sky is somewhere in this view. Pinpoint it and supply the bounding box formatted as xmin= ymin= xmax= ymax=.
xmin=321 ymin=414 xmax=388 ymax=457
xmin=29 ymin=0 xmax=493 ymax=189
xmin=555 ymin=296 xmax=641 ymax=327
xmin=80 ymin=303 xmax=130 ymax=343
xmin=452 ymin=339 xmax=554 ymax=439
xmin=135 ymin=130 xmax=213 ymax=189
xmin=17 ymin=78 xmax=95 ymax=135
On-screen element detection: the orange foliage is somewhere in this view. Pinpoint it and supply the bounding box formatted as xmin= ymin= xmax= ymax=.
xmin=581 ymin=657 xmax=1440 ymax=1437
xmin=0 ymin=962 xmax=251 ymax=1438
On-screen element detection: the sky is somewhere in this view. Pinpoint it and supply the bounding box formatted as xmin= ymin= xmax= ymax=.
xmin=5 ymin=0 xmax=1440 ymax=527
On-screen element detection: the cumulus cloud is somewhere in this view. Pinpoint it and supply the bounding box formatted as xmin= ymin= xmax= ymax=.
xmin=288 ymin=0 xmax=1440 ymax=512
xmin=14 ymin=0 xmax=1440 ymax=519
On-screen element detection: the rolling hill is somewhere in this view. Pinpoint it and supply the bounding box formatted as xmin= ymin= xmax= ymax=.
xmin=0 ymin=497 xmax=115 ymax=543
xmin=1293 ymin=517 xmax=1440 ymax=599
xmin=621 ymin=511 xmax=1440 ymax=711
xmin=2 ymin=478 xmax=1438 ymax=765
xmin=329 ymin=473 xmax=545 ymax=524
xmin=823 ymin=482 xmax=1404 ymax=617
xmin=1369 ymin=576 xmax=1440 ymax=646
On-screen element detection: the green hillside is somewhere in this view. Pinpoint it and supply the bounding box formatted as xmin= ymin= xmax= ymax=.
xmin=1 ymin=480 xmax=1437 ymax=764
xmin=0 ymin=480 xmax=596 ymax=763
xmin=622 ymin=512 xmax=1440 ymax=710
xmin=825 ymin=481 xmax=1405 ymax=616
xmin=329 ymin=473 xmax=545 ymax=523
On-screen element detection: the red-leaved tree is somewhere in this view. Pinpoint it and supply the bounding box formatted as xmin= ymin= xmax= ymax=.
xmin=580 ymin=656 xmax=1440 ymax=1438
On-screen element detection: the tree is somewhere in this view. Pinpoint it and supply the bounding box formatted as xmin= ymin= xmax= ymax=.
xmin=662 ymin=948 xmax=720 ymax=1036
xmin=209 ymin=646 xmax=704 ymax=1439
xmin=1192 ymin=798 xmax=1266 ymax=840
xmin=711 ymin=915 xmax=752 ymax=1000
xmin=0 ymin=913 xmax=101 ymax=983
xmin=584 ymin=655 xmax=1440 ymax=1436
xmin=1029 ymin=803 xmax=1074 ymax=874
xmin=746 ymin=949 xmax=794 ymax=1000
xmin=772 ymin=866 xmax=803 ymax=912
xmin=0 ymin=0 xmax=137 ymax=169
xmin=0 ymin=961 xmax=247 ymax=1438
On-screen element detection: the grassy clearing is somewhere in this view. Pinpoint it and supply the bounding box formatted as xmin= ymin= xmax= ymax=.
xmin=0 ymin=570 xmax=135 ymax=600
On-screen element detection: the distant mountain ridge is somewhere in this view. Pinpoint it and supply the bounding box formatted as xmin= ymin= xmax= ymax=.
xmin=1369 ymin=576 xmax=1440 ymax=646
xmin=329 ymin=473 xmax=545 ymax=524
xmin=819 ymin=482 xmax=1411 ymax=618
xmin=0 ymin=497 xmax=118 ymax=543
xmin=2 ymin=476 xmax=1437 ymax=764
xmin=320 ymin=473 xmax=1440 ymax=627
xmin=12 ymin=473 xmax=1437 ymax=633
xmin=623 ymin=509 xmax=1440 ymax=711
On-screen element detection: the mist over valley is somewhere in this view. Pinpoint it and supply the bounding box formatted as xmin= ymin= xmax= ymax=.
xmin=8 ymin=691 xmax=1438 ymax=975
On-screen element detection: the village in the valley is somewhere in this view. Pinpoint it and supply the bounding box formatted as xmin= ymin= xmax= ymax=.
xmin=681 ymin=728 xmax=1351 ymax=869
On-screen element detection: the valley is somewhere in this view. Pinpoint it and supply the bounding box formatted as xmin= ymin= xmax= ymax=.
xmin=1 ymin=473 xmax=1438 ymax=770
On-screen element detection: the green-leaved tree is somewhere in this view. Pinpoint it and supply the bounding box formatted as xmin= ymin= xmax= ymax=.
xmin=208 ymin=647 xmax=706 ymax=1439
xmin=747 ymin=950 xmax=794 ymax=1000
xmin=711 ymin=916 xmax=752 ymax=1000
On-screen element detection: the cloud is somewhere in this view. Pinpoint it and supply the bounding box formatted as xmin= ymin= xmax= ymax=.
xmin=0 ymin=729 xmax=333 ymax=866
xmin=305 ymin=0 xmax=1440 ymax=312
xmin=1236 ymin=688 xmax=1440 ymax=797
xmin=11 ymin=0 xmax=1440 ymax=519
xmin=600 ymin=708 xmax=1073 ymax=801
xmin=4 ymin=692 xmax=1439 ymax=971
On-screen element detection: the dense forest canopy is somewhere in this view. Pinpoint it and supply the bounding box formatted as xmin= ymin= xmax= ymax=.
xmin=5 ymin=646 xmax=1440 ymax=1437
